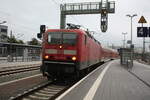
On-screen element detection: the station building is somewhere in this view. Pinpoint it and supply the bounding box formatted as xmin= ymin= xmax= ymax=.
xmin=0 ymin=25 xmax=8 ymax=42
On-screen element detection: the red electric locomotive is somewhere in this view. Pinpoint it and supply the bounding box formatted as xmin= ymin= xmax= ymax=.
xmin=37 ymin=24 xmax=118 ymax=80
xmin=37 ymin=24 xmax=103 ymax=79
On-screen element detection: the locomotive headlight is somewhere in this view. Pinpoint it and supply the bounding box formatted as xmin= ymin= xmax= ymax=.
xmin=45 ymin=55 xmax=49 ymax=59
xmin=72 ymin=56 xmax=77 ymax=61
xmin=59 ymin=45 xmax=63 ymax=49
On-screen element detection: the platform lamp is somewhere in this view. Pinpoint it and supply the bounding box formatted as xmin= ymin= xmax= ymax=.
xmin=126 ymin=14 xmax=137 ymax=45
xmin=126 ymin=14 xmax=137 ymax=67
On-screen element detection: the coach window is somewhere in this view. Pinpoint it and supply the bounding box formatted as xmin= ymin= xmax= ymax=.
xmin=85 ymin=35 xmax=87 ymax=45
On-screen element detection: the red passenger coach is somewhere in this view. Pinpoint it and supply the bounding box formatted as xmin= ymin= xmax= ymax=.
xmin=37 ymin=24 xmax=118 ymax=80
xmin=102 ymin=48 xmax=118 ymax=61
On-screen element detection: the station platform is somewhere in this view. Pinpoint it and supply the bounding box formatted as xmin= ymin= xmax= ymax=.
xmin=0 ymin=61 xmax=41 ymax=70
xmin=131 ymin=61 xmax=150 ymax=86
xmin=56 ymin=60 xmax=150 ymax=100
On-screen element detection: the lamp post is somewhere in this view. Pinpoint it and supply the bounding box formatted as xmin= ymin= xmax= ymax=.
xmin=126 ymin=14 xmax=137 ymax=67
xmin=122 ymin=32 xmax=127 ymax=48
xmin=126 ymin=14 xmax=137 ymax=45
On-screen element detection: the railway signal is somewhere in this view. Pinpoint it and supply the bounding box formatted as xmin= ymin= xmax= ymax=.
xmin=37 ymin=25 xmax=46 ymax=39
xmin=40 ymin=25 xmax=46 ymax=33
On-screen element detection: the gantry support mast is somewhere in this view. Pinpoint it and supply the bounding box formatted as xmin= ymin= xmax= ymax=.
xmin=60 ymin=0 xmax=115 ymax=32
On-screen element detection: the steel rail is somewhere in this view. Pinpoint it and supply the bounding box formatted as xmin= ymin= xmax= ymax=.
xmin=9 ymin=81 xmax=69 ymax=100
xmin=0 ymin=66 xmax=40 ymax=77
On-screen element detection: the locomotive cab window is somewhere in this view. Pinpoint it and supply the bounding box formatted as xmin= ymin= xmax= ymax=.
xmin=48 ymin=32 xmax=77 ymax=45
xmin=48 ymin=32 xmax=62 ymax=44
xmin=63 ymin=33 xmax=77 ymax=45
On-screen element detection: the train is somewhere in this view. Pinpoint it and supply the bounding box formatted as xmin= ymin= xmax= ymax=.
xmin=37 ymin=24 xmax=118 ymax=80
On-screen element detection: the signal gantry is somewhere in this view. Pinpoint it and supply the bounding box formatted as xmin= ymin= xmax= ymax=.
xmin=60 ymin=0 xmax=115 ymax=32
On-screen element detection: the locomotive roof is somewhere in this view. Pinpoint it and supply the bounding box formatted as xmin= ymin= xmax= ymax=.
xmin=46 ymin=29 xmax=86 ymax=34
xmin=46 ymin=29 xmax=101 ymax=45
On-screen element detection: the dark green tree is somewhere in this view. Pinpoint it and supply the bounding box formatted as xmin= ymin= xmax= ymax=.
xmin=7 ymin=35 xmax=18 ymax=43
xmin=28 ymin=38 xmax=41 ymax=45
xmin=7 ymin=35 xmax=24 ymax=44
xmin=17 ymin=40 xmax=24 ymax=44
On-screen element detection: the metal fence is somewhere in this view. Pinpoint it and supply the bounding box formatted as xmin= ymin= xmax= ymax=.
xmin=0 ymin=42 xmax=41 ymax=63
xmin=134 ymin=52 xmax=150 ymax=64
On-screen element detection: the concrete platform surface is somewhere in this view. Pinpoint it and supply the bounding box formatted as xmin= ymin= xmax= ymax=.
xmin=56 ymin=60 xmax=150 ymax=100
xmin=131 ymin=61 xmax=150 ymax=86
xmin=0 ymin=61 xmax=41 ymax=70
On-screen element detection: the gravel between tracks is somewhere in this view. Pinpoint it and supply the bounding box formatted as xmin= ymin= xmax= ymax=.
xmin=0 ymin=74 xmax=47 ymax=100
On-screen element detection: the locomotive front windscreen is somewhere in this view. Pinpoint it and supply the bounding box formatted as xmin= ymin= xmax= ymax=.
xmin=48 ymin=32 xmax=77 ymax=45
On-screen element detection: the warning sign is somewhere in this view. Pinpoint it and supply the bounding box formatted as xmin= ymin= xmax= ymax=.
xmin=138 ymin=16 xmax=147 ymax=23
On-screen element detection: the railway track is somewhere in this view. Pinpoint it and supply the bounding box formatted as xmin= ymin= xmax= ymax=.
xmin=0 ymin=65 xmax=40 ymax=77
xmin=2 ymin=61 xmax=106 ymax=100
xmin=0 ymin=61 xmax=107 ymax=100
xmin=9 ymin=81 xmax=70 ymax=100
xmin=9 ymin=62 xmax=106 ymax=100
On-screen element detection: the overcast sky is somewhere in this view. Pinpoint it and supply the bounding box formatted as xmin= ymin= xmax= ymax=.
xmin=0 ymin=0 xmax=150 ymax=49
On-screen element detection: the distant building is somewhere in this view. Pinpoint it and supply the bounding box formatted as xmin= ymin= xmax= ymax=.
xmin=0 ymin=25 xmax=8 ymax=42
